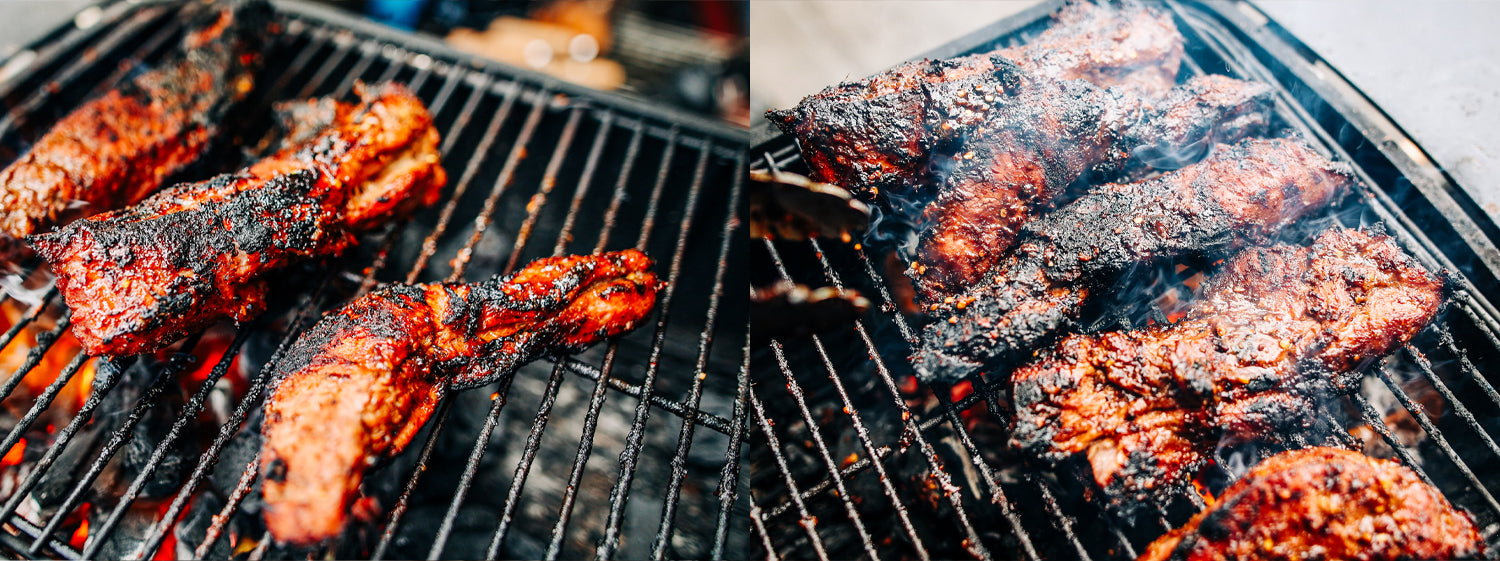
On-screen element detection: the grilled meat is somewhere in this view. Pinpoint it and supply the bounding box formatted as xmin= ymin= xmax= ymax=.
xmin=259 ymin=250 xmax=662 ymax=545
xmin=766 ymin=0 xmax=1184 ymax=198
xmin=1139 ymin=447 xmax=1485 ymax=561
xmin=1010 ymin=228 xmax=1444 ymax=514
xmin=916 ymin=137 xmax=1353 ymax=382
xmin=30 ymin=83 xmax=446 ymax=356
xmin=995 ymin=0 xmax=1184 ymax=98
xmin=0 ymin=0 xmax=268 ymax=261
xmin=913 ymin=73 xmax=1273 ymax=302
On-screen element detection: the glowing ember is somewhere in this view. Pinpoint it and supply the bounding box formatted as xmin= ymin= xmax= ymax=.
xmin=69 ymin=514 xmax=88 ymax=549
xmin=0 ymin=438 xmax=23 ymax=467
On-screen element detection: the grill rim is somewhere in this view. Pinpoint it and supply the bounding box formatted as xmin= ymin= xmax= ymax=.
xmin=747 ymin=0 xmax=1500 ymax=559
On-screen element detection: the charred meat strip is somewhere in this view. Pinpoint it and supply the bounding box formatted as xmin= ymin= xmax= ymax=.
xmin=30 ymin=83 xmax=446 ymax=357
xmin=0 ymin=0 xmax=268 ymax=260
xmin=1010 ymin=228 xmax=1444 ymax=515
xmin=912 ymin=72 xmax=1273 ymax=303
xmin=1140 ymin=447 xmax=1485 ymax=561
xmin=766 ymin=0 xmax=1184 ymax=198
xmin=995 ymin=0 xmax=1184 ymax=98
xmin=916 ymin=137 xmax=1353 ymax=382
xmin=259 ymin=250 xmax=662 ymax=545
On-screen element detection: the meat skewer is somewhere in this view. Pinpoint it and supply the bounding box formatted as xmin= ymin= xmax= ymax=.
xmin=916 ymin=137 xmax=1354 ymax=382
xmin=1010 ymin=228 xmax=1444 ymax=515
xmin=1139 ymin=447 xmax=1485 ymax=561
xmin=766 ymin=0 xmax=1185 ymax=199
xmin=0 ymin=0 xmax=269 ymax=261
xmin=259 ymin=249 xmax=662 ymax=545
xmin=30 ymin=82 xmax=446 ymax=357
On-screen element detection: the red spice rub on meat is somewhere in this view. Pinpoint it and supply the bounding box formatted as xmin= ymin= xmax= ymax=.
xmin=1139 ymin=447 xmax=1485 ymax=561
xmin=1010 ymin=228 xmax=1445 ymax=514
xmin=31 ymin=82 xmax=446 ymax=357
xmin=259 ymin=249 xmax=662 ymax=545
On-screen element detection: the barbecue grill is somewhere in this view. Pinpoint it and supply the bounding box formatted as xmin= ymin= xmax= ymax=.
xmin=0 ymin=1 xmax=750 ymax=559
xmin=749 ymin=1 xmax=1500 ymax=559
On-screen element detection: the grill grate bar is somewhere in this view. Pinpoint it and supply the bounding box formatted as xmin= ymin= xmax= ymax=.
xmin=406 ymin=76 xmax=513 ymax=283
xmin=649 ymin=155 xmax=744 ymax=560
xmin=540 ymin=123 xmax=645 ymax=560
xmin=0 ymin=5 xmax=166 ymax=138
xmin=444 ymin=88 xmax=550 ymax=283
xmin=1403 ymin=347 xmax=1500 ymax=459
xmin=259 ymin=30 xmax=327 ymax=111
xmin=1349 ymin=391 xmax=1439 ymax=489
xmin=0 ymin=310 xmax=68 ymax=404
xmin=27 ymin=334 xmax=203 ymax=555
xmin=0 ymin=356 xmax=126 ymax=527
xmin=555 ymin=356 xmax=741 ymax=437
xmin=193 ymin=451 xmax=259 ymax=559
xmin=502 ymin=106 xmax=583 ymax=271
xmin=933 ymin=379 xmax=1043 ymax=561
xmin=90 ymin=16 xmax=184 ymax=103
xmin=553 ymin=112 xmax=615 ymax=255
xmin=369 ymin=398 xmax=453 ymax=561
xmin=449 ymin=103 xmax=591 ymax=559
xmin=329 ymin=42 xmax=378 ymax=98
xmin=481 ymin=363 xmax=569 ymax=558
xmin=1436 ymin=327 xmax=1500 ymax=411
xmin=774 ymin=333 xmax=924 ymax=561
xmin=422 ymin=89 xmax=559 ymax=558
xmin=777 ymin=234 xmax=994 ymax=560
xmin=133 ymin=285 xmax=333 ymax=560
xmin=1373 ymin=365 xmax=1500 ymax=517
xmin=0 ymin=288 xmax=57 ymax=357
xmin=0 ymin=349 xmax=87 ymax=480
xmin=77 ymin=330 xmax=251 ymax=560
xmin=368 ymin=81 xmax=558 ymax=559
xmin=296 ymin=32 xmax=356 ymax=99
xmin=542 ymin=349 xmax=618 ymax=560
xmin=711 ymin=344 xmax=753 ymax=561
xmin=5 ymin=511 xmax=78 ymax=560
xmin=597 ymin=135 xmax=711 ymax=560
xmin=749 ymin=391 xmax=833 ymax=561
xmin=1031 ymin=473 xmax=1092 ymax=561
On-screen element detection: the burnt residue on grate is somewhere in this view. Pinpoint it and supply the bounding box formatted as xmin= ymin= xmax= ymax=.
xmin=747 ymin=1 xmax=1500 ymax=560
xmin=0 ymin=1 xmax=750 ymax=559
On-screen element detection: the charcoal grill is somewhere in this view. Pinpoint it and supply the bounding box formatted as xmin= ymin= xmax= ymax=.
xmin=749 ymin=1 xmax=1500 ymax=559
xmin=0 ymin=0 xmax=750 ymax=559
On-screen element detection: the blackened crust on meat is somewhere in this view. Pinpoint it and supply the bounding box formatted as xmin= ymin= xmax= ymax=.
xmin=260 ymin=250 xmax=661 ymax=545
xmin=995 ymin=0 xmax=1184 ymax=98
xmin=0 ymin=0 xmax=272 ymax=262
xmin=911 ymin=73 xmax=1275 ymax=304
xmin=1140 ymin=448 xmax=1486 ymax=561
xmin=767 ymin=0 xmax=1186 ymax=198
xmin=1009 ymin=228 xmax=1444 ymax=515
xmin=915 ymin=137 xmax=1353 ymax=382
xmin=30 ymin=83 xmax=447 ymax=356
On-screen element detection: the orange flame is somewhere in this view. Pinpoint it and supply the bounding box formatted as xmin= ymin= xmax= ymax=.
xmin=1 ymin=439 xmax=23 ymax=467
xmin=69 ymin=513 xmax=88 ymax=550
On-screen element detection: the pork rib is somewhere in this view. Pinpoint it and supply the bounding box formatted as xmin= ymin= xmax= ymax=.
xmin=259 ymin=249 xmax=662 ymax=545
xmin=1010 ymin=228 xmax=1444 ymax=514
xmin=31 ymin=83 xmax=446 ymax=356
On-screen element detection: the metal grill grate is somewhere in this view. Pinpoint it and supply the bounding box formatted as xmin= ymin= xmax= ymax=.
xmin=748 ymin=1 xmax=1500 ymax=559
xmin=0 ymin=1 xmax=751 ymax=559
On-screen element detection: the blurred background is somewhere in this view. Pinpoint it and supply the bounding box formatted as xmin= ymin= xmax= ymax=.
xmin=751 ymin=0 xmax=1500 ymax=222
xmin=0 ymin=0 xmax=749 ymax=127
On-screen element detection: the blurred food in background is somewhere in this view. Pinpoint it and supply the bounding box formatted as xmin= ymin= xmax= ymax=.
xmin=358 ymin=0 xmax=747 ymax=126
